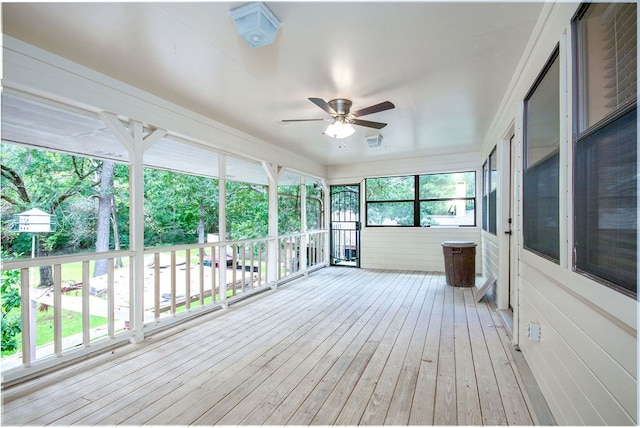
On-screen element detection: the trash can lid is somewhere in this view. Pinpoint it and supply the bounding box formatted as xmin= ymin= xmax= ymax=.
xmin=441 ymin=240 xmax=477 ymax=247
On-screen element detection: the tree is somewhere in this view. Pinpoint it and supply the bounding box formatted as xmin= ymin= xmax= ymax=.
xmin=1 ymin=252 xmax=22 ymax=353
xmin=94 ymin=160 xmax=116 ymax=277
xmin=1 ymin=146 xmax=99 ymax=284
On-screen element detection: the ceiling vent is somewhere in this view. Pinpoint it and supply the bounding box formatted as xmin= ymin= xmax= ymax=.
xmin=229 ymin=2 xmax=281 ymax=48
xmin=366 ymin=134 xmax=383 ymax=148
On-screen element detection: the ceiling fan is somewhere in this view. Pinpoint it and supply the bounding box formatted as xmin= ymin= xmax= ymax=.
xmin=282 ymin=98 xmax=395 ymax=139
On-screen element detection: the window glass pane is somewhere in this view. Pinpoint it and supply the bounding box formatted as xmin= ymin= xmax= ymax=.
xmin=577 ymin=3 xmax=637 ymax=130
xmin=525 ymin=53 xmax=560 ymax=168
xmin=488 ymin=147 xmax=498 ymax=235
xmin=482 ymin=195 xmax=488 ymax=231
xmin=366 ymin=176 xmax=414 ymax=201
xmin=490 ymin=149 xmax=498 ymax=192
xmin=488 ymin=190 xmax=497 ymax=234
xmin=420 ymin=200 xmax=475 ymax=226
xmin=575 ymin=107 xmax=636 ymax=295
xmin=419 ymin=172 xmax=475 ymax=199
xmin=366 ymin=202 xmax=414 ymax=226
xmin=523 ymin=154 xmax=559 ymax=260
xmin=482 ymin=162 xmax=488 ymax=195
xmin=524 ymin=49 xmax=560 ymax=261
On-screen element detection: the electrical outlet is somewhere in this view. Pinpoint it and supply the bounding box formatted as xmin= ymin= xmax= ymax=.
xmin=528 ymin=322 xmax=541 ymax=341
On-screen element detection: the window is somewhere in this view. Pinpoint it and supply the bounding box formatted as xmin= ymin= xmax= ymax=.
xmin=365 ymin=176 xmax=415 ymax=226
xmin=573 ymin=3 xmax=637 ymax=296
xmin=482 ymin=161 xmax=488 ymax=231
xmin=419 ymin=172 xmax=475 ymax=226
xmin=482 ymin=147 xmax=498 ymax=235
xmin=365 ymin=172 xmax=476 ymax=227
xmin=523 ymin=48 xmax=560 ymax=262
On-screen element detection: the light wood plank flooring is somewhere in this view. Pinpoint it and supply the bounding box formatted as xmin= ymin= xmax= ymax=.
xmin=2 ymin=268 xmax=539 ymax=425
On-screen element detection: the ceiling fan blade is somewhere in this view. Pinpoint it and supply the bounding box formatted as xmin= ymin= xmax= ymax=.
xmin=308 ymin=97 xmax=336 ymax=115
xmin=351 ymin=101 xmax=395 ymax=117
xmin=281 ymin=118 xmax=327 ymax=123
xmin=351 ymin=119 xmax=387 ymax=129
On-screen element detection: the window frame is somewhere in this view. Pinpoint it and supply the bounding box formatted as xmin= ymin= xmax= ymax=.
xmin=365 ymin=172 xmax=476 ymax=227
xmin=482 ymin=146 xmax=498 ymax=235
xmin=571 ymin=2 xmax=637 ymax=297
xmin=522 ymin=46 xmax=561 ymax=263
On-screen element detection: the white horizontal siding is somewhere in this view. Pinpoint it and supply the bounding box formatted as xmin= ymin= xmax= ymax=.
xmin=361 ymin=227 xmax=481 ymax=272
xmin=328 ymin=151 xmax=481 ymax=182
xmin=481 ymin=231 xmax=499 ymax=281
xmin=519 ymin=254 xmax=637 ymax=425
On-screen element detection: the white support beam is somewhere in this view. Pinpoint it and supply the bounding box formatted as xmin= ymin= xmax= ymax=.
xmin=143 ymin=128 xmax=168 ymax=152
xmin=261 ymin=161 xmax=284 ymax=183
xmin=99 ymin=112 xmax=135 ymax=153
xmin=299 ymin=177 xmax=308 ymax=273
xmin=322 ymin=180 xmax=330 ymax=265
xmin=262 ymin=162 xmax=282 ymax=288
xmin=218 ymin=155 xmax=228 ymax=308
xmin=100 ymin=114 xmax=167 ymax=343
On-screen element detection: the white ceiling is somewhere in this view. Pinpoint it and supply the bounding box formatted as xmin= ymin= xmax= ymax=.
xmin=2 ymin=1 xmax=543 ymax=167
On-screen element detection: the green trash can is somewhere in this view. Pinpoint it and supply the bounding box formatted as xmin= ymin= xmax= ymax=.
xmin=441 ymin=240 xmax=477 ymax=287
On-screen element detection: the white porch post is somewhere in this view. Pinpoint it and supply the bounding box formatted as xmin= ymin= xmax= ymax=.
xmin=218 ymin=154 xmax=227 ymax=308
xmin=322 ymin=180 xmax=330 ymax=265
xmin=262 ymin=162 xmax=283 ymax=288
xmin=299 ymin=177 xmax=308 ymax=273
xmin=100 ymin=113 xmax=165 ymax=343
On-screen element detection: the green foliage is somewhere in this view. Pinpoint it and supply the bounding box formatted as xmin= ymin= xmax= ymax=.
xmin=366 ymin=176 xmax=415 ymax=201
xmin=226 ymin=181 xmax=268 ymax=240
xmin=1 ymin=143 xmax=318 ymax=257
xmin=1 ymin=252 xmax=22 ymax=352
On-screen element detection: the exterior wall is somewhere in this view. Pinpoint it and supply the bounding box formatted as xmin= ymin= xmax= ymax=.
xmin=329 ymin=152 xmax=483 ymax=272
xmin=480 ymin=3 xmax=637 ymax=425
xmin=481 ymin=231 xmax=499 ymax=284
xmin=361 ymin=226 xmax=480 ymax=272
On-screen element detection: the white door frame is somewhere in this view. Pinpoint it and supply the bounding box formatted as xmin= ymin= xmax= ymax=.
xmin=498 ymin=121 xmax=521 ymax=347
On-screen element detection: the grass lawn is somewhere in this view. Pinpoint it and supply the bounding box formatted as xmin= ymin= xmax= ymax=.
xmin=1 ymin=305 xmax=108 ymax=357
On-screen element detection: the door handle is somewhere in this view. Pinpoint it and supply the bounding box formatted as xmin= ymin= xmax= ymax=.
xmin=505 ymin=230 xmax=512 ymax=235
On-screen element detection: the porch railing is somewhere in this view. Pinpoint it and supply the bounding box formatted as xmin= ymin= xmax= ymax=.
xmin=0 ymin=230 xmax=328 ymax=383
xmin=278 ymin=230 xmax=327 ymax=280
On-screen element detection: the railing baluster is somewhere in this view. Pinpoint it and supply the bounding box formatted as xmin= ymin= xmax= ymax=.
xmin=20 ymin=268 xmax=33 ymax=367
xmin=154 ymin=253 xmax=160 ymax=321
xmin=210 ymin=246 xmax=216 ymax=302
xmin=231 ymin=245 xmax=237 ymax=296
xmin=129 ymin=255 xmax=134 ymax=331
xmin=82 ymin=261 xmax=90 ymax=347
xmin=241 ymin=244 xmax=246 ymax=293
xmin=250 ymin=242 xmax=255 ymax=289
xmin=199 ymin=248 xmax=205 ymax=306
xmin=53 ymin=264 xmax=62 ymax=356
xmin=185 ymin=249 xmax=191 ymax=311
xmin=264 ymin=240 xmax=269 ymax=286
xmin=170 ymin=251 xmax=176 ymax=315
xmin=108 ymin=258 xmax=115 ymax=339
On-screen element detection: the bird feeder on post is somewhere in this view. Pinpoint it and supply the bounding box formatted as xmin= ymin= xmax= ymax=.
xmin=12 ymin=208 xmax=54 ymax=363
xmin=14 ymin=208 xmax=53 ymax=258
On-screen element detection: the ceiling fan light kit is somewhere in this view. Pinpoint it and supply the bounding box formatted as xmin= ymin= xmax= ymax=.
xmin=229 ymin=2 xmax=281 ymax=48
xmin=324 ymin=119 xmax=356 ymax=139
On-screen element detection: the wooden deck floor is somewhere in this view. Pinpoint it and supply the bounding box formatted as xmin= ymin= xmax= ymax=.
xmin=2 ymin=268 xmax=539 ymax=425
